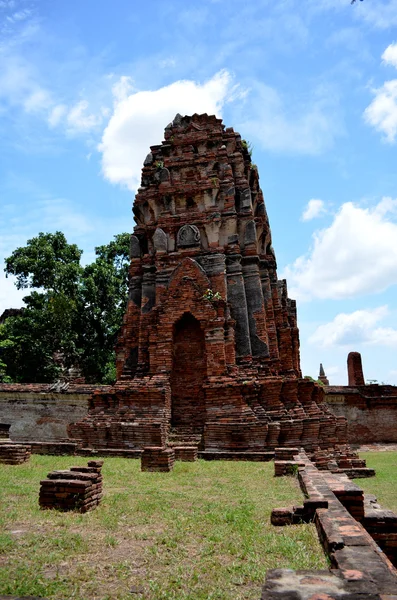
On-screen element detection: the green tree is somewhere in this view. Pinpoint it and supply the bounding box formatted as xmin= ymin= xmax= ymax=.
xmin=75 ymin=233 xmax=130 ymax=382
xmin=5 ymin=231 xmax=82 ymax=296
xmin=1 ymin=231 xmax=130 ymax=383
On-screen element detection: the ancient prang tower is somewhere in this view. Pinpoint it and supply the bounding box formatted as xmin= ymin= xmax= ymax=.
xmin=69 ymin=114 xmax=346 ymax=452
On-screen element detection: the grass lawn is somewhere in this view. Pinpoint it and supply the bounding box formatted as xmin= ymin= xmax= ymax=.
xmin=357 ymin=451 xmax=397 ymax=513
xmin=0 ymin=456 xmax=327 ymax=600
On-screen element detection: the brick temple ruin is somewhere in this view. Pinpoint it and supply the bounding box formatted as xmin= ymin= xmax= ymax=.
xmin=68 ymin=113 xmax=347 ymax=455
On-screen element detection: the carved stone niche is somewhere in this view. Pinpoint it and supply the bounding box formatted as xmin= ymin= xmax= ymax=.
xmin=130 ymin=234 xmax=141 ymax=258
xmin=154 ymin=167 xmax=170 ymax=184
xmin=177 ymin=224 xmax=201 ymax=248
xmin=153 ymin=228 xmax=168 ymax=252
xmin=159 ymin=168 xmax=170 ymax=182
xmin=240 ymin=188 xmax=252 ymax=210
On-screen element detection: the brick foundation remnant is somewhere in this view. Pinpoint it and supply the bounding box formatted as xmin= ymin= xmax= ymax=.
xmin=68 ymin=113 xmax=349 ymax=456
xmin=266 ymin=451 xmax=397 ymax=599
xmin=39 ymin=460 xmax=103 ymax=512
xmin=141 ymin=447 xmax=175 ymax=472
xmin=0 ymin=422 xmax=31 ymax=464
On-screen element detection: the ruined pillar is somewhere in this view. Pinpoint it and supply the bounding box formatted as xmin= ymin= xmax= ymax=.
xmin=138 ymin=265 xmax=156 ymax=372
xmin=241 ymin=256 xmax=269 ymax=358
xmin=260 ymin=261 xmax=279 ymax=364
xmin=226 ymin=254 xmax=252 ymax=359
xmin=347 ymin=352 xmax=365 ymax=386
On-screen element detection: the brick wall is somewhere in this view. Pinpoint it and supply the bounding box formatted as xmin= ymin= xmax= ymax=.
xmin=0 ymin=383 xmax=104 ymax=441
xmin=325 ymin=385 xmax=397 ymax=443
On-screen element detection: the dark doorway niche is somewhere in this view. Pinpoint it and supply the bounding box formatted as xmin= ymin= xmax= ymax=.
xmin=170 ymin=312 xmax=206 ymax=431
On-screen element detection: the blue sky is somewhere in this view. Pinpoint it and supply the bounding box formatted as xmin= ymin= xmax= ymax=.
xmin=1 ymin=0 xmax=397 ymax=385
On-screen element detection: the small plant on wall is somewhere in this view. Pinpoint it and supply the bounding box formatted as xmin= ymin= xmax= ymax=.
xmin=202 ymin=288 xmax=222 ymax=302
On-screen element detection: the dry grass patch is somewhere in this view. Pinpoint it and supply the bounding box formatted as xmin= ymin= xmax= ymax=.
xmin=0 ymin=455 xmax=327 ymax=599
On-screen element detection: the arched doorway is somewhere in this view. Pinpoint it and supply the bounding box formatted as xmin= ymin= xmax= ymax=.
xmin=170 ymin=313 xmax=206 ymax=431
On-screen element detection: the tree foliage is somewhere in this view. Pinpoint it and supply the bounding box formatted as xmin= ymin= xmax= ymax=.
xmin=0 ymin=232 xmax=130 ymax=384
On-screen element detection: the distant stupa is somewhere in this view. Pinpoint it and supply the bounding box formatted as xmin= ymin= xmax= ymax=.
xmin=318 ymin=364 xmax=329 ymax=386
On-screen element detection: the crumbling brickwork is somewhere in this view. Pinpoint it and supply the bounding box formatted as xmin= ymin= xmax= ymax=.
xmin=69 ymin=114 xmax=346 ymax=453
xmin=39 ymin=460 xmax=103 ymax=512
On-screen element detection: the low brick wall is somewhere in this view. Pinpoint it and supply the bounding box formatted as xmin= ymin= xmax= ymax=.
xmin=325 ymin=384 xmax=397 ymax=443
xmin=267 ymin=450 xmax=397 ymax=598
xmin=0 ymin=383 xmax=107 ymax=441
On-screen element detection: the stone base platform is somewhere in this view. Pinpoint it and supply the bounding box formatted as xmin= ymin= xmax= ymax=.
xmin=141 ymin=447 xmax=175 ymax=472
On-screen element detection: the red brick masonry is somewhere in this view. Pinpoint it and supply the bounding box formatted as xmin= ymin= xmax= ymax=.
xmin=141 ymin=447 xmax=175 ymax=472
xmin=0 ymin=443 xmax=31 ymax=464
xmin=39 ymin=460 xmax=103 ymax=512
xmin=266 ymin=451 xmax=397 ymax=599
xmin=68 ymin=114 xmax=348 ymax=455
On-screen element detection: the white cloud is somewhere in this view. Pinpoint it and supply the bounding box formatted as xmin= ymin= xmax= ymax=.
xmin=301 ymin=199 xmax=327 ymax=221
xmin=237 ymin=82 xmax=342 ymax=155
xmin=48 ymin=104 xmax=67 ymax=127
xmin=284 ymin=197 xmax=397 ymax=300
xmin=6 ymin=8 xmax=31 ymax=23
xmin=66 ymin=100 xmax=103 ymax=133
xmin=159 ymin=58 xmax=176 ymax=69
xmin=364 ymin=42 xmax=397 ymax=141
xmin=0 ymin=16 xmax=105 ymax=136
xmin=357 ymin=0 xmax=397 ymax=29
xmin=310 ymin=0 xmax=397 ymax=29
xmin=111 ymin=76 xmax=134 ymax=104
xmin=364 ymin=79 xmax=397 ymax=142
xmin=99 ymin=70 xmax=238 ymax=191
xmin=23 ymin=88 xmax=52 ymax=113
xmin=309 ymin=306 xmax=397 ymax=348
xmin=382 ymin=42 xmax=397 ymax=68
